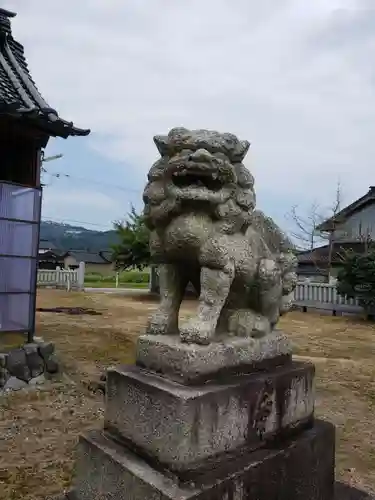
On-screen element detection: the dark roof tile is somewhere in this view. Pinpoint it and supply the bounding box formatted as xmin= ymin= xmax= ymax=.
xmin=67 ymin=251 xmax=109 ymax=264
xmin=39 ymin=239 xmax=57 ymax=251
xmin=297 ymin=242 xmax=370 ymax=264
xmin=0 ymin=8 xmax=90 ymax=138
xmin=317 ymin=187 xmax=375 ymax=231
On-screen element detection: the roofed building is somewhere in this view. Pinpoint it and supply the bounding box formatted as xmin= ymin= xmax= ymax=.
xmin=64 ymin=250 xmax=113 ymax=274
xmin=317 ymin=186 xmax=375 ymax=242
xmin=0 ymin=7 xmax=89 ymax=340
xmin=296 ymin=186 xmax=375 ymax=281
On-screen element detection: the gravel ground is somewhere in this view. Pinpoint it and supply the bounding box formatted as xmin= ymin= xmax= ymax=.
xmin=0 ymin=290 xmax=374 ymax=499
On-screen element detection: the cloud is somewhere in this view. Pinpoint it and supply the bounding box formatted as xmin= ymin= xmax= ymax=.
xmin=4 ymin=0 xmax=375 ymax=229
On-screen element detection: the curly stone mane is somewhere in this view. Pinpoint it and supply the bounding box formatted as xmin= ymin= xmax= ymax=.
xmin=143 ymin=127 xmax=256 ymax=234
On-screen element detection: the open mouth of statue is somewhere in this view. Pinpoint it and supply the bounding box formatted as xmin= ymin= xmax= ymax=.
xmin=171 ymin=170 xmax=224 ymax=191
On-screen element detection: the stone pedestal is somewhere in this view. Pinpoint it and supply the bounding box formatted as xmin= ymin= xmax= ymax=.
xmin=71 ymin=420 xmax=335 ymax=500
xmin=104 ymin=361 xmax=314 ymax=473
xmin=63 ymin=333 xmax=336 ymax=500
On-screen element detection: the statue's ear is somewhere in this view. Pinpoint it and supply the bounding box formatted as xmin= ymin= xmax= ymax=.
xmin=235 ymin=140 xmax=250 ymax=162
xmin=153 ymin=135 xmax=169 ymax=156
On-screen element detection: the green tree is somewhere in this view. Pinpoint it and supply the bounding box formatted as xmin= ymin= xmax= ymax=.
xmin=336 ymin=245 xmax=375 ymax=318
xmin=111 ymin=206 xmax=150 ymax=270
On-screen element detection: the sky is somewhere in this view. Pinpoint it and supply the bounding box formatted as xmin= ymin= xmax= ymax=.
xmin=4 ymin=0 xmax=375 ymax=234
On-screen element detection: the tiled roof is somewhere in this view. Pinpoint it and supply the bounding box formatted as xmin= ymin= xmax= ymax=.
xmin=0 ymin=8 xmax=90 ymax=138
xmin=317 ymin=186 xmax=375 ymax=231
xmin=99 ymin=250 xmax=113 ymax=262
xmin=67 ymin=251 xmax=109 ymax=264
xmin=39 ymin=239 xmax=57 ymax=251
xmin=297 ymin=242 xmax=369 ymax=265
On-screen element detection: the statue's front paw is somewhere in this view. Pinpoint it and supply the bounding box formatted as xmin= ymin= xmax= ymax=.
xmin=180 ymin=319 xmax=214 ymax=345
xmin=147 ymin=312 xmax=174 ymax=335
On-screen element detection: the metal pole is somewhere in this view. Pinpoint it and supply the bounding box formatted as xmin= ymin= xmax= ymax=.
xmin=28 ymin=186 xmax=42 ymax=344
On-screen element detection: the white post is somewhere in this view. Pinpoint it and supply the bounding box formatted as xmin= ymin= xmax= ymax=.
xmin=67 ymin=273 xmax=71 ymax=292
xmin=77 ymin=261 xmax=85 ymax=290
xmin=115 ymin=272 xmax=119 ymax=288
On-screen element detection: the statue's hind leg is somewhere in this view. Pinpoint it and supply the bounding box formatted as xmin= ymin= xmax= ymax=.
xmin=257 ymin=258 xmax=283 ymax=329
xmin=147 ymin=263 xmax=188 ymax=335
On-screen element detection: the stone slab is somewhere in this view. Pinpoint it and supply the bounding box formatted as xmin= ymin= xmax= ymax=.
xmin=70 ymin=419 xmax=335 ymax=500
xmin=56 ymin=484 xmax=375 ymax=500
xmin=136 ymin=330 xmax=292 ymax=384
xmin=104 ymin=361 xmax=315 ymax=472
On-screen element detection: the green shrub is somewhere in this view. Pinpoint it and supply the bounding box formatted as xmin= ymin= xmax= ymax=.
xmin=121 ymin=270 xmax=149 ymax=283
xmin=337 ymin=247 xmax=375 ymax=317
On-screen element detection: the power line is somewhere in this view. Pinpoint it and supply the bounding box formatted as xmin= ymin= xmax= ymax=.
xmin=43 ymin=170 xmax=143 ymax=194
xmin=42 ymin=216 xmax=113 ymax=229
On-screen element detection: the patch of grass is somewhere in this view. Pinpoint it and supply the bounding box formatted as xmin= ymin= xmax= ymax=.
xmin=85 ymin=281 xmax=148 ymax=289
xmin=1 ymin=292 xmax=375 ymax=498
xmin=84 ymin=270 xmax=150 ymax=286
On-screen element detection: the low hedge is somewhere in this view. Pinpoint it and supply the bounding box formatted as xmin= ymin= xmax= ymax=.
xmin=85 ymin=270 xmax=150 ymax=284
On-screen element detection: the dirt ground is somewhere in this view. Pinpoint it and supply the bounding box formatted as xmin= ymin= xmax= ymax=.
xmin=0 ymin=289 xmax=375 ymax=499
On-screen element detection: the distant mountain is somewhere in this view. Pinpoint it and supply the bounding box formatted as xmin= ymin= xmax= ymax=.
xmin=39 ymin=221 xmax=120 ymax=252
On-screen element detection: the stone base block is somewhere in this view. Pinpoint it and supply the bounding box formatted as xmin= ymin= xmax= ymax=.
xmin=70 ymin=419 xmax=335 ymax=500
xmin=104 ymin=361 xmax=315 ymax=472
xmin=136 ymin=331 xmax=292 ymax=384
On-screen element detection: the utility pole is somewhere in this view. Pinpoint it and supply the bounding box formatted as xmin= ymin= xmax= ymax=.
xmin=40 ymin=152 xmax=63 ymax=185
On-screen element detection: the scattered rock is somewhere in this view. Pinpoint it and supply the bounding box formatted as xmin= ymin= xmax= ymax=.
xmin=6 ymin=348 xmax=31 ymax=382
xmin=24 ymin=343 xmax=45 ymax=378
xmin=45 ymin=354 xmax=59 ymax=374
xmin=0 ymin=468 xmax=10 ymax=480
xmin=29 ymin=374 xmax=46 ymax=386
xmin=88 ymin=380 xmax=106 ymax=394
xmin=3 ymin=376 xmax=28 ymax=391
xmin=38 ymin=341 xmax=55 ymax=361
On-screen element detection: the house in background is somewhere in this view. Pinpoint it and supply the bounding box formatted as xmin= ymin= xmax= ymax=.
xmin=38 ymin=240 xmax=65 ymax=269
xmin=296 ymin=186 xmax=375 ymax=282
xmin=296 ymin=242 xmax=369 ymax=282
xmin=63 ymin=250 xmax=113 ymax=274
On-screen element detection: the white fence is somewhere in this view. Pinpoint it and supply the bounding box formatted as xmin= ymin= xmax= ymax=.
xmin=37 ymin=262 xmax=85 ymax=291
xmin=293 ymin=282 xmax=358 ymax=306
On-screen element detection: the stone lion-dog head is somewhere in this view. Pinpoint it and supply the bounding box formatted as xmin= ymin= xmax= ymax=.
xmin=143 ymin=127 xmax=256 ymax=234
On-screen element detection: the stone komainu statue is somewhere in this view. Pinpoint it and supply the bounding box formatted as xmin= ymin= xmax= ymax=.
xmin=143 ymin=128 xmax=297 ymax=345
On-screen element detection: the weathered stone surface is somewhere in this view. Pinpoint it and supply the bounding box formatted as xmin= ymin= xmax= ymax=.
xmin=71 ymin=419 xmax=334 ymax=500
xmin=6 ymin=348 xmax=31 ymax=381
xmin=0 ymin=365 xmax=9 ymax=387
xmin=137 ymin=331 xmax=291 ymax=384
xmin=29 ymin=374 xmax=46 ymax=386
xmin=56 ymin=484 xmax=375 ymax=500
xmin=335 ymin=483 xmax=375 ymax=500
xmin=23 ymin=343 xmax=45 ymax=378
xmin=143 ymin=128 xmax=297 ymax=346
xmin=38 ymin=341 xmax=55 ymax=361
xmin=0 ymin=354 xmax=8 ymax=387
xmin=0 ymin=353 xmax=7 ymax=368
xmin=104 ymin=362 xmax=314 ymax=471
xmin=2 ymin=376 xmax=28 ymax=391
xmin=45 ymin=354 xmax=59 ymax=374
